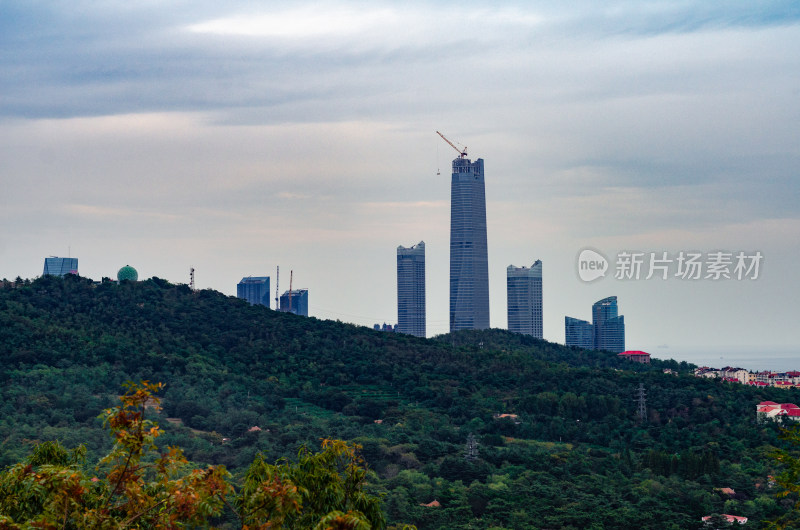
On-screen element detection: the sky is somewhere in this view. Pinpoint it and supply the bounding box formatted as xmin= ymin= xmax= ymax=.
xmin=1 ymin=1 xmax=799 ymax=365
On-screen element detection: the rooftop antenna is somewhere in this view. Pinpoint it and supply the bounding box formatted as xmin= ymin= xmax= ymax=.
xmin=189 ymin=267 xmax=195 ymax=291
xmin=436 ymin=144 xmax=440 ymax=176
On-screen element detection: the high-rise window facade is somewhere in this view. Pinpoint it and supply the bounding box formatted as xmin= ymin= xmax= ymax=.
xmin=237 ymin=276 xmax=271 ymax=307
xmin=450 ymin=157 xmax=489 ymax=331
xmin=43 ymin=257 xmax=78 ymax=276
xmin=565 ymin=296 xmax=625 ymax=352
xmin=280 ymin=289 xmax=309 ymax=317
xmin=397 ymin=241 xmax=426 ymax=338
xmin=593 ymin=296 xmax=625 ymax=353
xmin=507 ymin=260 xmax=543 ymax=338
xmin=565 ymin=317 xmax=594 ymax=349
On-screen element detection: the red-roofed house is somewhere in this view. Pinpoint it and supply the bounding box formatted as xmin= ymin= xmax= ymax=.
xmin=758 ymin=401 xmax=800 ymax=423
xmin=618 ymin=350 xmax=651 ymax=364
xmin=702 ymin=514 xmax=748 ymax=524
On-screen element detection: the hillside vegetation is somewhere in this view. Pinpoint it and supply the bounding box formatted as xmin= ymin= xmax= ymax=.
xmin=1 ymin=274 xmax=798 ymax=528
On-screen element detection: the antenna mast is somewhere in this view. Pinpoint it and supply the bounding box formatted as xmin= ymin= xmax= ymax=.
xmin=275 ymin=266 xmax=279 ymax=310
xmin=189 ymin=267 xmax=195 ymax=291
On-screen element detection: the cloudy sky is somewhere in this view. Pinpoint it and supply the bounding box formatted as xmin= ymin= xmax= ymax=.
xmin=2 ymin=1 xmax=798 ymax=364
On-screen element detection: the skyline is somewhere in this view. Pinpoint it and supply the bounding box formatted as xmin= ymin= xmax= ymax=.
xmin=1 ymin=1 xmax=799 ymax=359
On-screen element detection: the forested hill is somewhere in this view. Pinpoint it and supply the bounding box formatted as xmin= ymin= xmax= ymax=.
xmin=1 ymin=274 xmax=798 ymax=529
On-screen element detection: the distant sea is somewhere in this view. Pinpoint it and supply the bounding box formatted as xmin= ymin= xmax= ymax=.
xmin=650 ymin=347 xmax=799 ymax=372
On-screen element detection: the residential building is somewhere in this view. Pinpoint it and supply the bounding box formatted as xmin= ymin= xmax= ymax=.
xmin=280 ymin=288 xmax=308 ymax=316
xmin=373 ymin=323 xmax=396 ymax=332
xmin=43 ymin=257 xmax=78 ymax=276
xmin=507 ymin=260 xmax=543 ymax=338
xmin=592 ymin=296 xmax=625 ymax=353
xmin=565 ymin=317 xmax=594 ymax=349
xmin=757 ymin=401 xmax=800 ymax=422
xmin=397 ymin=241 xmax=426 ymax=337
xmin=450 ymin=156 xmax=489 ymax=331
xmin=701 ymin=514 xmax=748 ymax=525
xmin=237 ymin=276 xmax=271 ymax=307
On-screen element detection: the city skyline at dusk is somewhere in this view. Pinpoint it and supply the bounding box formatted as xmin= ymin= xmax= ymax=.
xmin=1 ymin=1 xmax=798 ymax=363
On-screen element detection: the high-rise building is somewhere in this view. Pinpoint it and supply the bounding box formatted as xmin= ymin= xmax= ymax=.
xmin=507 ymin=260 xmax=543 ymax=338
xmin=43 ymin=257 xmax=78 ymax=277
xmin=592 ymin=296 xmax=625 ymax=353
xmin=397 ymin=241 xmax=426 ymax=338
xmin=450 ymin=156 xmax=489 ymax=332
xmin=237 ymin=276 xmax=271 ymax=307
xmin=280 ymin=289 xmax=308 ymax=316
xmin=565 ymin=317 xmax=594 ymax=349
xmin=565 ymin=296 xmax=625 ymax=352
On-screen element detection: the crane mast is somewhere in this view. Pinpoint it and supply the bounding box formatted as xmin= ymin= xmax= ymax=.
xmin=275 ymin=266 xmax=279 ymax=310
xmin=436 ymin=131 xmax=468 ymax=159
xmin=288 ymin=270 xmax=293 ymax=313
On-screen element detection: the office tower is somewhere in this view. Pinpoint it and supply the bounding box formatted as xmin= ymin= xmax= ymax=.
xmin=280 ymin=289 xmax=309 ymax=316
xmin=397 ymin=241 xmax=426 ymax=338
xmin=237 ymin=276 xmax=271 ymax=307
xmin=450 ymin=156 xmax=489 ymax=331
xmin=507 ymin=260 xmax=543 ymax=338
xmin=565 ymin=317 xmax=594 ymax=349
xmin=592 ymin=296 xmax=625 ymax=353
xmin=43 ymin=257 xmax=78 ymax=276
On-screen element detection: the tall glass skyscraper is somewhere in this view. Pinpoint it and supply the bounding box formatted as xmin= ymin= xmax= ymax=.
xmin=450 ymin=157 xmax=489 ymax=332
xmin=237 ymin=276 xmax=271 ymax=307
xmin=592 ymin=296 xmax=625 ymax=353
xmin=397 ymin=241 xmax=426 ymax=337
xmin=43 ymin=257 xmax=78 ymax=276
xmin=507 ymin=260 xmax=543 ymax=338
xmin=565 ymin=317 xmax=594 ymax=349
xmin=565 ymin=296 xmax=625 ymax=352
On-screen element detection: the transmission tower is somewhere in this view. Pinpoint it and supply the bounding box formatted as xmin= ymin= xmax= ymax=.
xmin=189 ymin=267 xmax=195 ymax=291
xmin=464 ymin=433 xmax=479 ymax=461
xmin=635 ymin=383 xmax=647 ymax=422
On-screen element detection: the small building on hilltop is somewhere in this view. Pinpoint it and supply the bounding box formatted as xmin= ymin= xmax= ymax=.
xmin=618 ymin=350 xmax=650 ymax=364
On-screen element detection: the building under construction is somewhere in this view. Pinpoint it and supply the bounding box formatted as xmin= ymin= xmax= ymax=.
xmin=279 ymin=289 xmax=309 ymax=316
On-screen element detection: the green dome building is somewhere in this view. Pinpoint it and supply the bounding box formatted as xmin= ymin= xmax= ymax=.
xmin=117 ymin=265 xmax=138 ymax=282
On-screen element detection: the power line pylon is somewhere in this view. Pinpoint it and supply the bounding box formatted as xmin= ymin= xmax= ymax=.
xmin=635 ymin=383 xmax=647 ymax=422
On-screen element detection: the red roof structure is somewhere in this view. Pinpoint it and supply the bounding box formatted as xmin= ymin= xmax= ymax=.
xmin=618 ymin=351 xmax=651 ymax=364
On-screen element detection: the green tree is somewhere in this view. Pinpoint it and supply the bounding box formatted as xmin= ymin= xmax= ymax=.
xmin=0 ymin=381 xmax=400 ymax=529
xmin=769 ymin=424 xmax=800 ymax=529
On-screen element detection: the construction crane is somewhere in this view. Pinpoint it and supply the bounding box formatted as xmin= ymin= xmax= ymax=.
xmin=288 ymin=270 xmax=293 ymax=313
xmin=275 ymin=266 xmax=279 ymax=310
xmin=436 ymin=131 xmax=468 ymax=159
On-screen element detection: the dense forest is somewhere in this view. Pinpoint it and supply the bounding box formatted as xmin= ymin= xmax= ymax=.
xmin=1 ymin=274 xmax=798 ymax=528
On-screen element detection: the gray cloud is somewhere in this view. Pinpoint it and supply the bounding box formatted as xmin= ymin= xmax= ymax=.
xmin=1 ymin=0 xmax=799 ymax=348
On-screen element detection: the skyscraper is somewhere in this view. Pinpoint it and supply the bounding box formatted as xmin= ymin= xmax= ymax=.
xmin=507 ymin=260 xmax=543 ymax=338
xmin=397 ymin=241 xmax=426 ymax=338
xmin=237 ymin=276 xmax=271 ymax=307
xmin=450 ymin=156 xmax=489 ymax=332
xmin=565 ymin=296 xmax=625 ymax=352
xmin=564 ymin=317 xmax=594 ymax=349
xmin=280 ymin=289 xmax=308 ymax=316
xmin=43 ymin=257 xmax=78 ymax=276
xmin=592 ymin=296 xmax=625 ymax=353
